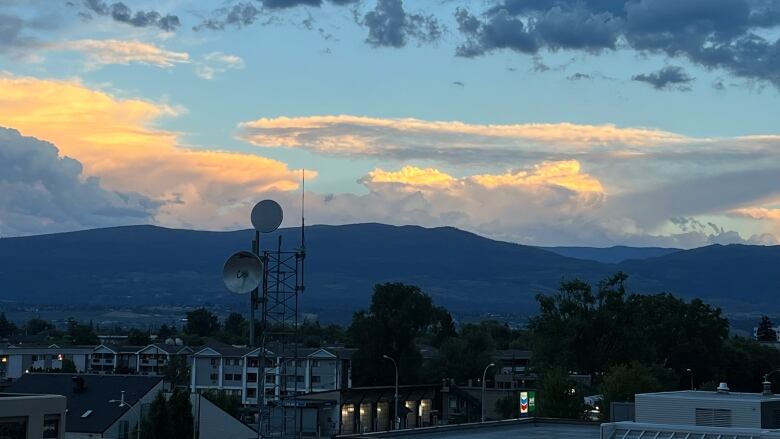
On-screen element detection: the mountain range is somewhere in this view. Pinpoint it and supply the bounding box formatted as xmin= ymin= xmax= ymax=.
xmin=0 ymin=224 xmax=778 ymax=319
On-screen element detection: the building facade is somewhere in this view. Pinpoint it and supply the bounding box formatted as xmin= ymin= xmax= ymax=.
xmin=0 ymin=393 xmax=67 ymax=439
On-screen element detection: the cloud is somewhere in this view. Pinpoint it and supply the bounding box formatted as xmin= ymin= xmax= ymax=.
xmin=82 ymin=0 xmax=180 ymax=31
xmin=455 ymin=0 xmax=780 ymax=88
xmin=50 ymin=39 xmax=190 ymax=68
xmin=731 ymin=207 xmax=780 ymax=221
xmin=238 ymin=114 xmax=691 ymax=164
xmin=195 ymin=52 xmax=245 ymax=80
xmin=0 ymin=127 xmax=157 ymax=236
xmin=567 ymin=72 xmax=592 ymax=80
xmin=0 ymin=73 xmax=308 ymax=231
xmin=632 ymin=66 xmax=694 ymax=90
xmin=361 ymin=0 xmax=442 ymax=48
xmin=194 ymin=3 xmax=263 ymax=31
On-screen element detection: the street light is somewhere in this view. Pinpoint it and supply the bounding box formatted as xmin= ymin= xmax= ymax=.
xmin=481 ymin=363 xmax=496 ymax=423
xmin=686 ymin=368 xmax=693 ymax=390
xmin=382 ymin=355 xmax=400 ymax=430
xmin=109 ymin=390 xmax=141 ymax=439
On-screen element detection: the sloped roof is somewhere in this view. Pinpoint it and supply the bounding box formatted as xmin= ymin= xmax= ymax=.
xmin=6 ymin=374 xmax=162 ymax=433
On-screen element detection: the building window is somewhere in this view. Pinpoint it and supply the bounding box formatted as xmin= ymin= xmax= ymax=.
xmin=43 ymin=414 xmax=60 ymax=439
xmin=247 ymin=388 xmax=257 ymax=398
xmin=210 ymin=359 xmax=217 ymax=367
xmin=118 ymin=420 xmax=129 ymax=439
xmin=0 ymin=416 xmax=28 ymax=439
xmin=311 ymin=376 xmax=321 ymax=384
xmin=296 ymin=375 xmax=305 ymax=383
xmin=234 ymin=373 xmax=242 ymax=381
xmin=311 ymin=360 xmax=320 ymax=367
xmin=266 ymin=375 xmax=275 ymax=384
xmin=224 ymin=374 xmax=233 ymax=381
xmin=247 ymin=373 xmax=257 ymax=382
xmin=210 ymin=373 xmax=218 ymax=382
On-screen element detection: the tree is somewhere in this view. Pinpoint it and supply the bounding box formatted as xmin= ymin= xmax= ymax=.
xmin=0 ymin=312 xmax=17 ymax=337
xmin=536 ymin=369 xmax=585 ymax=419
xmin=60 ymin=359 xmax=77 ymax=373
xmin=717 ymin=336 xmax=780 ymax=393
xmin=757 ymin=316 xmax=777 ymax=342
xmin=426 ymin=325 xmax=495 ymax=384
xmin=185 ymin=308 xmax=220 ymax=337
xmin=158 ymin=324 xmax=174 ymax=340
xmin=164 ymin=355 xmax=190 ymax=387
xmin=349 ymin=283 xmax=438 ymax=386
xmin=495 ymin=392 xmax=520 ymax=419
xmin=64 ymin=318 xmax=99 ymax=345
xmin=168 ymin=388 xmax=194 ymax=439
xmin=127 ymin=329 xmax=151 ymax=346
xmin=24 ymin=318 xmax=54 ymax=335
xmin=142 ymin=392 xmax=171 ymax=439
xmin=599 ymin=362 xmax=673 ymax=421
xmin=218 ymin=313 xmax=247 ymax=344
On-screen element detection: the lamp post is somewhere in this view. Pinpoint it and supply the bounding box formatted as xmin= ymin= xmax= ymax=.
xmin=686 ymin=368 xmax=693 ymax=390
xmin=382 ymin=355 xmax=400 ymax=430
xmin=481 ymin=363 xmax=496 ymax=423
xmin=109 ymin=390 xmax=141 ymax=439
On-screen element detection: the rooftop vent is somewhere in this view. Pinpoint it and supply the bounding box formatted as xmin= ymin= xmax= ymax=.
xmin=81 ymin=410 xmax=93 ymax=418
xmin=716 ymin=382 xmax=730 ymax=394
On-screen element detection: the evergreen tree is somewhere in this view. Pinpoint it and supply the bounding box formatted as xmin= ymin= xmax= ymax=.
xmin=168 ymin=389 xmax=194 ymax=439
xmin=0 ymin=312 xmax=16 ymax=337
xmin=143 ymin=392 xmax=170 ymax=439
xmin=757 ymin=316 xmax=777 ymax=342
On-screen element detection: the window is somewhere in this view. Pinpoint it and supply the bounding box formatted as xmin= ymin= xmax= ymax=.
xmin=266 ymin=375 xmax=275 ymax=384
xmin=247 ymin=388 xmax=257 ymax=398
xmin=247 ymin=373 xmax=257 ymax=382
xmin=224 ymin=374 xmax=233 ymax=381
xmin=311 ymin=360 xmax=320 ymax=367
xmin=0 ymin=416 xmax=28 ymax=439
xmin=31 ymin=355 xmax=38 ymax=362
xmin=43 ymin=414 xmax=60 ymax=439
xmin=312 ymin=376 xmax=321 ymax=383
xmin=210 ymin=359 xmax=217 ymax=367
xmin=296 ymin=375 xmax=305 ymax=383
xmin=234 ymin=359 xmax=241 ymax=366
xmin=248 ymin=358 xmax=259 ymax=368
xmin=234 ymin=373 xmax=242 ymax=381
xmin=210 ymin=373 xmax=218 ymax=382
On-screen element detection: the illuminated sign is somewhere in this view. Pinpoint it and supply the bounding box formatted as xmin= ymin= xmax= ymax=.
xmin=520 ymin=391 xmax=536 ymax=417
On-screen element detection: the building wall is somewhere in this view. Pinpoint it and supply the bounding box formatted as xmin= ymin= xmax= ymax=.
xmin=193 ymin=393 xmax=256 ymax=439
xmin=103 ymin=381 xmax=164 ymax=439
xmin=0 ymin=394 xmax=67 ymax=439
xmin=636 ymin=393 xmax=762 ymax=428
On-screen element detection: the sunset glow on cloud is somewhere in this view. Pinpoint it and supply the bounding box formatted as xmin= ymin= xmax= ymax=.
xmin=0 ymin=74 xmax=306 ymax=230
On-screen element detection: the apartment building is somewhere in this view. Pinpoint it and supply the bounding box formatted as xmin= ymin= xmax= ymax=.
xmin=0 ymin=345 xmax=92 ymax=381
xmin=190 ymin=343 xmax=355 ymax=406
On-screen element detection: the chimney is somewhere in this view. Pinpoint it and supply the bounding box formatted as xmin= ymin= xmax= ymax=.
xmin=716 ymin=382 xmax=730 ymax=394
xmin=763 ymin=379 xmax=773 ymax=395
xmin=72 ymin=376 xmax=86 ymax=393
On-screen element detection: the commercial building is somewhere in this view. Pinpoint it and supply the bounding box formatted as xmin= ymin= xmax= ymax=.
xmin=601 ymin=384 xmax=780 ymax=439
xmin=0 ymin=392 xmax=67 ymax=439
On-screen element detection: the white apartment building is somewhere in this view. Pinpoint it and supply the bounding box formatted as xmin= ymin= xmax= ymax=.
xmin=190 ymin=343 xmax=355 ymax=406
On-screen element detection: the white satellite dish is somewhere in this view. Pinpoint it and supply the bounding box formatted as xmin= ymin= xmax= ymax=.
xmin=223 ymin=251 xmax=263 ymax=294
xmin=251 ymin=199 xmax=283 ymax=233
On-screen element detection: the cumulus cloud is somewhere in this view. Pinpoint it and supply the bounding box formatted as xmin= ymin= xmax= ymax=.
xmin=361 ymin=0 xmax=442 ymax=48
xmin=455 ymin=0 xmax=780 ymax=88
xmin=194 ymin=0 xmax=358 ymax=31
xmin=0 ymin=127 xmax=157 ymax=236
xmin=0 ymin=74 xmax=308 ymax=231
xmin=632 ymin=66 xmax=694 ymax=90
xmin=195 ymin=52 xmax=245 ymax=80
xmin=50 ymin=39 xmax=189 ymax=68
xmin=82 ymin=0 xmax=180 ymax=31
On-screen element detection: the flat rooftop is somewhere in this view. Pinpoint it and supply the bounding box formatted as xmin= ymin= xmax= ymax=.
xmin=341 ymin=420 xmax=600 ymax=438
xmin=638 ymin=390 xmax=780 ymax=402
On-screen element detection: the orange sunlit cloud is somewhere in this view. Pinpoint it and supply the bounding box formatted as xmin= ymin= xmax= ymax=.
xmin=0 ymin=73 xmax=308 ymax=229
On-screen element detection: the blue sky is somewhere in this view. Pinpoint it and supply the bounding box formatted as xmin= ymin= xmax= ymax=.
xmin=1 ymin=0 xmax=779 ymax=247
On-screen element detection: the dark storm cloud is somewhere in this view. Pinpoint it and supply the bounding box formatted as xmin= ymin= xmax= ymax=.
xmin=83 ymin=0 xmax=180 ymax=31
xmin=456 ymin=0 xmax=780 ymax=88
xmin=632 ymin=66 xmax=694 ymax=90
xmin=0 ymin=127 xmax=158 ymax=237
xmin=362 ymin=0 xmax=441 ymax=48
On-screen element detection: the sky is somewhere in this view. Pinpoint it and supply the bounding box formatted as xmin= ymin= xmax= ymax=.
xmin=0 ymin=0 xmax=779 ymax=248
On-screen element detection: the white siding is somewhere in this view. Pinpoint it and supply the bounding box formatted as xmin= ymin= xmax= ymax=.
xmin=636 ymin=393 xmax=762 ymax=428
